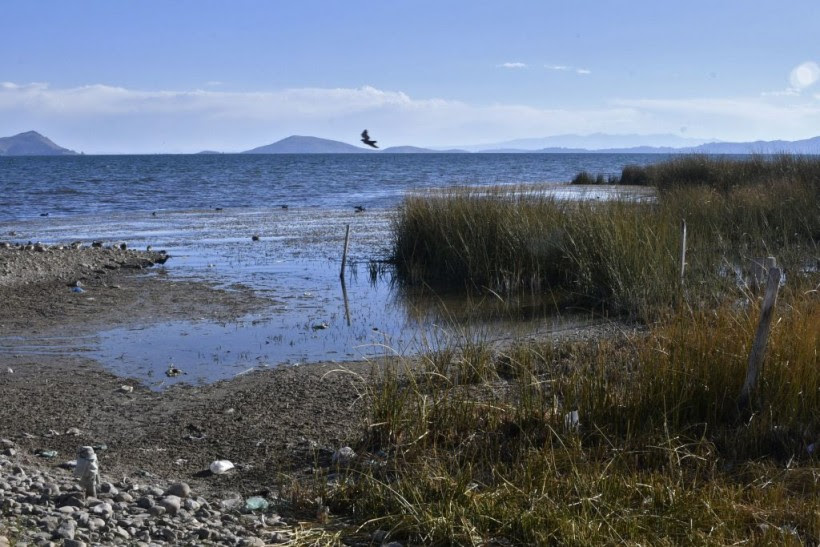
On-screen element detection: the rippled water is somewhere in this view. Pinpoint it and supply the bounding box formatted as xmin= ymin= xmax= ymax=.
xmin=0 ymin=153 xmax=668 ymax=387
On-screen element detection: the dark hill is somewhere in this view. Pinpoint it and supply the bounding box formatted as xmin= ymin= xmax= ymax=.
xmin=0 ymin=131 xmax=78 ymax=156
xmin=242 ymin=136 xmax=369 ymax=154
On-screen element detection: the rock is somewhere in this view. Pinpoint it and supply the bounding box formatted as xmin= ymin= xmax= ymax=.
xmin=145 ymin=486 xmax=165 ymax=498
xmin=98 ymin=482 xmax=118 ymax=496
xmin=56 ymin=493 xmax=86 ymax=509
xmin=332 ymin=446 xmax=356 ymax=466
xmin=90 ymin=502 xmax=113 ymax=519
xmin=54 ymin=520 xmax=76 ymax=540
xmin=158 ymin=495 xmax=181 ymax=516
xmin=148 ymin=505 xmax=166 ymax=517
xmin=114 ymin=492 xmax=133 ymax=503
xmin=164 ymin=482 xmax=191 ymax=498
xmin=65 ymin=427 xmax=81 ymax=436
xmin=136 ymin=496 xmax=155 ymax=509
xmin=63 ymin=540 xmax=87 ymax=547
xmin=117 ymin=385 xmax=134 ymax=393
xmin=239 ymin=538 xmax=266 ymax=547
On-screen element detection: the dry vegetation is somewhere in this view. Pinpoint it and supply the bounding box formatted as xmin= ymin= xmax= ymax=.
xmin=304 ymin=156 xmax=819 ymax=544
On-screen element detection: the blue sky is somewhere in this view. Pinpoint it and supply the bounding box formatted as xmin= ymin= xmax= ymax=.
xmin=2 ymin=1 xmax=819 ymax=153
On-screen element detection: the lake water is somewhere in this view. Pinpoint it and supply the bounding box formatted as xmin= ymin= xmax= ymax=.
xmin=0 ymin=153 xmax=672 ymax=387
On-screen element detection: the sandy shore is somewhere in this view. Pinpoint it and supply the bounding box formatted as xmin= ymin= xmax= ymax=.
xmin=0 ymin=243 xmax=373 ymax=501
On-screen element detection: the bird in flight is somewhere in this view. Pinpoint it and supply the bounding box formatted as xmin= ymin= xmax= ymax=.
xmin=361 ymin=129 xmax=378 ymax=148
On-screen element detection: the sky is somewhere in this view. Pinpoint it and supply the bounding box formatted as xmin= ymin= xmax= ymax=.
xmin=1 ymin=0 xmax=819 ymax=153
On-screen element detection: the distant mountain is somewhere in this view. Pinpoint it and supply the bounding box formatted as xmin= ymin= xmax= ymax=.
xmin=477 ymin=136 xmax=820 ymax=155
xmin=0 ymin=130 xmax=78 ymax=156
xmin=690 ymin=136 xmax=820 ymax=154
xmin=454 ymin=133 xmax=711 ymax=152
xmin=242 ymin=135 xmax=370 ymax=154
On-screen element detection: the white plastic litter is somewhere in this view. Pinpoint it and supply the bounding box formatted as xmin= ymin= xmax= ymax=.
xmin=209 ymin=459 xmax=235 ymax=475
xmin=564 ymin=410 xmax=580 ymax=432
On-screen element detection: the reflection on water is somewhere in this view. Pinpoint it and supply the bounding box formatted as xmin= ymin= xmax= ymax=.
xmin=3 ymin=206 xmax=604 ymax=389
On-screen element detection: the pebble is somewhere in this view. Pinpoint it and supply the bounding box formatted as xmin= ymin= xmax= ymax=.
xmin=164 ymin=482 xmax=191 ymax=498
xmin=332 ymin=446 xmax=356 ymax=466
xmin=0 ymin=457 xmax=291 ymax=545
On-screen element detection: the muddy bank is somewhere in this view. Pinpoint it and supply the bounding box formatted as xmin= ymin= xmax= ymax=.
xmin=0 ymin=243 xmax=372 ymax=498
xmin=0 ymin=243 xmax=269 ymax=336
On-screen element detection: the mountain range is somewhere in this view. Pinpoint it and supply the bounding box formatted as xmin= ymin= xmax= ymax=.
xmin=2 ymin=130 xmax=820 ymax=156
xmin=0 ymin=131 xmax=78 ymax=156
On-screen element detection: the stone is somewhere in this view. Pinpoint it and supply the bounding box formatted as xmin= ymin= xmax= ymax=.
xmin=239 ymin=537 xmax=266 ymax=547
xmin=114 ymin=492 xmax=133 ymax=503
xmin=90 ymin=502 xmax=113 ymax=519
xmin=163 ymin=482 xmax=191 ymax=498
xmin=136 ymin=496 xmax=155 ymax=509
xmin=56 ymin=493 xmax=86 ymax=509
xmin=63 ymin=540 xmax=87 ymax=547
xmin=332 ymin=446 xmax=356 ymax=466
xmin=54 ymin=520 xmax=76 ymax=540
xmin=148 ymin=505 xmax=166 ymax=517
xmin=158 ymin=495 xmax=181 ymax=516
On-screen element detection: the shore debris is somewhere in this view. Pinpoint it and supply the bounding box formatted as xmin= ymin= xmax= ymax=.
xmin=117 ymin=385 xmax=134 ymax=393
xmin=244 ymin=496 xmax=269 ymax=512
xmin=209 ymin=459 xmax=235 ymax=475
xmin=332 ymin=446 xmax=356 ymax=466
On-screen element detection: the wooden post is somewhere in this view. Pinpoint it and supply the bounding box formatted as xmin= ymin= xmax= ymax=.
xmin=679 ymin=219 xmax=687 ymax=283
xmin=340 ymin=224 xmax=350 ymax=280
xmin=738 ymin=265 xmax=782 ymax=410
xmin=749 ymin=256 xmax=777 ymax=295
xmin=340 ymin=277 xmax=351 ymax=326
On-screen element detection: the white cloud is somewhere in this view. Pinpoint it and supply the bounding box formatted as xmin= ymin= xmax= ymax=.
xmin=545 ymin=65 xmax=591 ymax=75
xmin=498 ymin=62 xmax=527 ymax=69
xmin=1 ymin=81 xmax=819 ymax=153
xmin=789 ymin=61 xmax=820 ymax=90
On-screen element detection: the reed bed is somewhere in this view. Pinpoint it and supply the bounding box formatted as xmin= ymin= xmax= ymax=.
xmin=392 ymin=155 xmax=819 ymax=321
xmin=295 ymin=155 xmax=820 ymax=544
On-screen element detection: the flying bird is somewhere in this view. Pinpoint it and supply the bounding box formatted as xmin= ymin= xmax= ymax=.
xmin=361 ymin=129 xmax=378 ymax=148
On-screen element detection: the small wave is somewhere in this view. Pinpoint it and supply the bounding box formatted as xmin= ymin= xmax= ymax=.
xmin=31 ymin=186 xmax=86 ymax=196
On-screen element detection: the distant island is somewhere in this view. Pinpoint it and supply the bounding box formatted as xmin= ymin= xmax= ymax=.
xmin=3 ymin=130 xmax=820 ymax=156
xmin=0 ymin=130 xmax=78 ymax=156
xmin=242 ymin=136 xmax=465 ymax=154
xmin=240 ymin=134 xmax=820 ymax=155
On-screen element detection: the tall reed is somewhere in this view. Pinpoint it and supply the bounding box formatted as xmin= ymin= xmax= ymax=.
xmin=392 ymin=156 xmax=819 ymax=320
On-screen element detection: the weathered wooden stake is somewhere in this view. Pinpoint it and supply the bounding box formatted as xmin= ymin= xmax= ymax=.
xmin=738 ymin=265 xmax=782 ymax=410
xmin=679 ymin=219 xmax=687 ymax=283
xmin=340 ymin=277 xmax=351 ymax=326
xmin=750 ymin=256 xmax=777 ymax=295
xmin=340 ymin=224 xmax=350 ymax=279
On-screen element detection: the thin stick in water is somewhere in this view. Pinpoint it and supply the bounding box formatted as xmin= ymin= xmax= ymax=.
xmin=340 ymin=224 xmax=350 ymax=280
